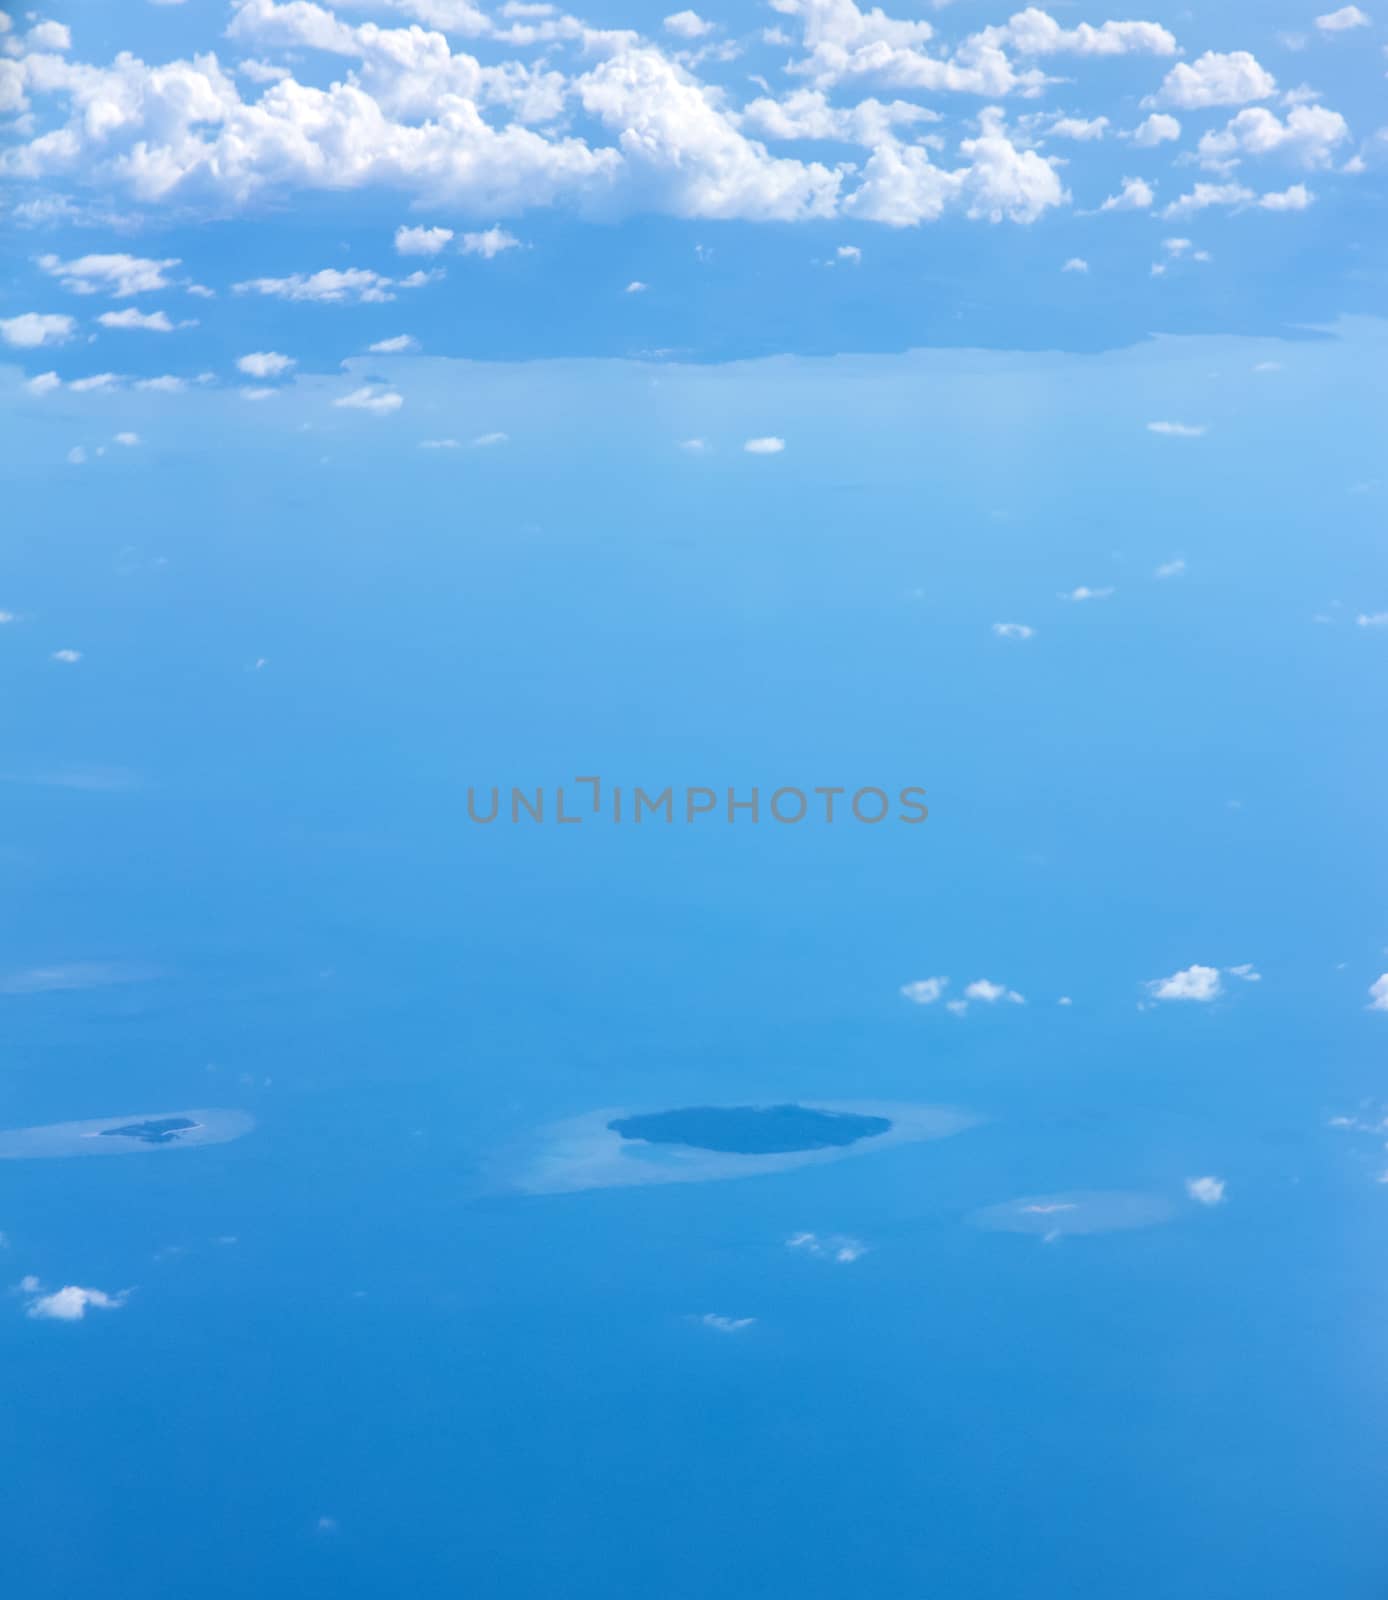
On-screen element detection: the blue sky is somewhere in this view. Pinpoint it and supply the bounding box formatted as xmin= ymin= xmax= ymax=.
xmin=2 ymin=2 xmax=1388 ymax=1597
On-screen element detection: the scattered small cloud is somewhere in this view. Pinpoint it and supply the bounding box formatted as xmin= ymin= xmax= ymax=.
xmin=1060 ymin=585 xmax=1114 ymax=601
xmin=1147 ymin=964 xmax=1222 ymax=1002
xmin=114 ymin=431 xmax=140 ymax=447
xmin=836 ymin=244 xmax=862 ymax=264
xmin=1 ymin=313 xmax=76 ymax=349
xmin=1099 ymin=176 xmax=1154 ymax=211
xmin=1154 ymin=557 xmax=1186 ymax=579
xmin=625 ymin=280 xmax=649 ymax=294
xmin=963 ymin=978 xmax=1025 ymax=1006
xmin=235 ymin=351 xmax=295 ymax=379
xmin=1355 ymin=612 xmax=1388 ymax=628
xmin=700 ymin=1312 xmax=755 ymax=1332
xmin=900 ymin=976 xmax=948 ymax=1006
xmin=471 ymin=431 xmax=509 ymax=447
xmin=23 ymin=1282 xmax=128 ymax=1321
xmin=1227 ymin=963 xmax=1261 ymax=982
xmin=1186 ymin=1176 xmax=1226 ymax=1207
xmin=744 ymin=436 xmax=785 ymax=454
xmin=461 ymin=227 xmax=521 ymax=259
xmin=96 ymin=308 xmax=190 ymax=333
xmin=992 ymin=622 xmax=1034 ymax=640
xmin=1062 ymin=257 xmax=1089 ymax=273
xmin=1147 ymin=421 xmax=1207 ymax=437
xmin=419 ymin=438 xmax=460 ymax=450
xmin=394 ymin=225 xmax=453 ymax=256
xmin=368 ymin=334 xmax=418 ymax=353
xmin=787 ymin=1232 xmax=867 ymax=1264
xmin=1315 ymin=6 xmax=1370 ymax=31
xmin=334 ymin=387 xmax=403 ymax=415
xmin=27 ymin=371 xmax=62 ymax=394
xmin=679 ymin=438 xmax=707 ymax=452
xmin=1368 ymin=974 xmax=1388 ymax=1013
xmin=37 ymin=252 xmax=179 ymax=296
xmin=665 ymin=9 xmax=714 ymax=38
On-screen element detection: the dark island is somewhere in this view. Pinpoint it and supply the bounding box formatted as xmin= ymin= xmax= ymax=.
xmin=98 ymin=1116 xmax=199 ymax=1145
xmin=608 ymin=1104 xmax=892 ymax=1156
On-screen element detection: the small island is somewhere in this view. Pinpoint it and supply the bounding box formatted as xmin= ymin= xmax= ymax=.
xmin=98 ymin=1117 xmax=199 ymax=1145
xmin=607 ymin=1104 xmax=892 ymax=1155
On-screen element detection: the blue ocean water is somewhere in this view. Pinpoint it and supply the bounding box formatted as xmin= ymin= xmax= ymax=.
xmin=1 ymin=323 xmax=1386 ymax=1597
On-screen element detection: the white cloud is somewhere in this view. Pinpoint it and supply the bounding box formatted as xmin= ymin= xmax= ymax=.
xmin=787 ymin=1231 xmax=867 ymax=1264
xmin=236 ymin=350 xmax=295 ymax=377
xmin=1154 ymin=557 xmax=1186 ymax=578
xmin=1046 ymin=116 xmax=1109 ymax=143
xmin=1356 ymin=612 xmax=1388 ymax=627
xmin=1186 ymin=1176 xmax=1226 ymax=1206
xmin=65 ymin=449 xmax=86 ymax=466
xmin=24 ymin=1283 xmax=127 ymax=1321
xmin=1198 ymin=105 xmax=1348 ymax=173
xmin=1099 ymin=175 xmax=1154 ymax=211
xmin=1259 ymin=183 xmax=1314 ymax=210
xmin=471 ymin=431 xmax=509 ymax=446
xmin=1061 ymin=584 xmax=1113 ymax=600
xmin=1147 ymin=421 xmax=1206 ymax=437
xmin=97 ymin=308 xmax=186 ymax=332
xmin=836 ymin=243 xmax=862 ymax=263
xmin=37 ymin=252 xmax=180 ymax=296
xmin=992 ymin=622 xmax=1033 ymax=639
xmin=1226 ymin=963 xmax=1261 ymax=982
xmin=900 ymin=976 xmax=948 ymax=1005
xmin=368 ymin=334 xmax=418 ymax=352
xmin=1315 ymin=5 xmax=1370 ymax=30
xmin=744 ymin=436 xmax=785 ymax=454
xmin=419 ymin=437 xmax=460 ymax=448
xmin=700 ymin=1312 xmax=755 ymax=1332
xmin=983 ymin=10 xmax=1177 ymax=58
xmin=624 ymin=279 xmax=648 ymax=293
xmin=461 ymin=226 xmax=522 ymax=258
xmin=394 ymin=224 xmax=453 ymax=255
xmin=1 ymin=312 xmax=76 ymax=348
xmin=1161 ymin=182 xmax=1256 ymax=219
xmin=963 ymin=977 xmax=1024 ymax=1005
xmin=664 ymin=10 xmax=714 ymax=39
xmin=1147 ymin=964 xmax=1222 ymax=1002
xmin=1061 ymin=257 xmax=1089 ymax=273
xmin=69 ymin=373 xmax=122 ymax=392
xmin=26 ymin=371 xmax=61 ymax=394
xmin=1129 ymin=112 xmax=1180 ymax=147
xmin=114 ymin=431 xmax=140 ymax=446
xmin=135 ymin=375 xmax=189 ymax=391
xmin=240 ymin=386 xmax=276 ymax=401
xmin=1368 ymin=974 xmax=1388 ymax=1012
xmin=740 ymin=88 xmax=940 ymax=149
xmin=51 ymin=646 xmax=82 ymax=660
xmin=334 ymin=387 xmax=404 ymax=414
xmin=233 ymin=269 xmax=417 ymax=304
xmin=1150 ymin=51 xmax=1277 ymax=110
xmin=679 ymin=437 xmax=707 ymax=451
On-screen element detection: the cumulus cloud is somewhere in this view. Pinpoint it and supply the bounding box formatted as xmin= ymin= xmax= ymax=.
xmin=36 ymin=252 xmax=180 ymax=296
xmin=1154 ymin=557 xmax=1185 ymax=578
xmin=1147 ymin=421 xmax=1206 ymax=437
xmin=368 ymin=334 xmax=418 ymax=352
xmin=1129 ymin=112 xmax=1180 ymax=147
xmin=1186 ymin=1176 xmax=1226 ymax=1206
xmin=394 ymin=224 xmax=453 ymax=255
xmin=236 ymin=350 xmax=295 ymax=377
xmin=233 ymin=268 xmax=428 ymax=303
xmin=1061 ymin=256 xmax=1089 ymax=273
xmin=963 ymin=977 xmax=1024 ymax=1005
xmin=1061 ymin=584 xmax=1113 ymax=600
xmin=96 ymin=308 xmax=187 ymax=332
xmin=1368 ymin=974 xmax=1388 ymax=1012
xmin=744 ymin=436 xmax=785 ymax=453
xmin=0 ymin=312 xmax=76 ymax=348
xmin=1315 ymin=5 xmax=1370 ymax=29
xmin=700 ymin=1312 xmax=755 ymax=1332
xmin=1149 ymin=50 xmax=1277 ymax=110
xmin=1198 ymin=105 xmax=1348 ymax=172
xmin=461 ymin=225 xmax=522 ymax=258
xmin=992 ymin=622 xmax=1033 ymax=639
xmin=664 ymin=9 xmax=714 ymax=39
xmin=334 ymin=386 xmax=404 ymax=413
xmin=1147 ymin=964 xmax=1222 ymax=1002
xmin=471 ymin=430 xmax=509 ymax=446
xmin=23 ymin=1283 xmax=128 ymax=1321
xmin=900 ymin=976 xmax=948 ymax=1005
xmin=1098 ymin=175 xmax=1154 ymax=211
xmin=26 ymin=370 xmax=62 ymax=394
